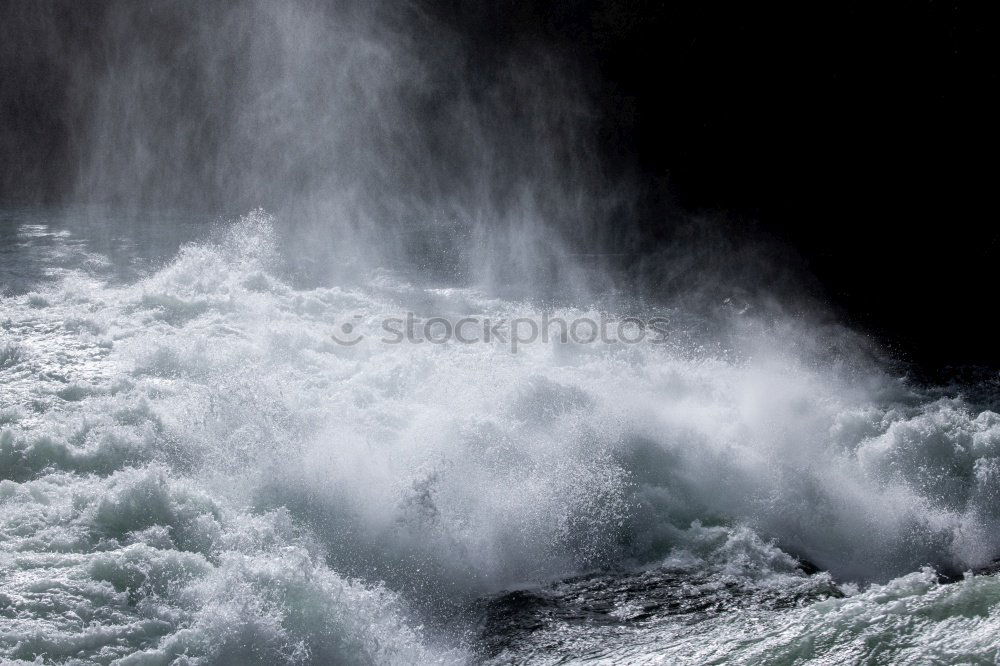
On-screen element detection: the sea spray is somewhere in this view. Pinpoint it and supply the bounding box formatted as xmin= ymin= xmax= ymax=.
xmin=4 ymin=214 xmax=1000 ymax=662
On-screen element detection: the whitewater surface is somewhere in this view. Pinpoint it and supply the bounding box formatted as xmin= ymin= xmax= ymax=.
xmin=3 ymin=210 xmax=1000 ymax=664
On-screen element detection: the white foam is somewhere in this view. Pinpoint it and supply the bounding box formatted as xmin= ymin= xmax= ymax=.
xmin=3 ymin=212 xmax=1000 ymax=661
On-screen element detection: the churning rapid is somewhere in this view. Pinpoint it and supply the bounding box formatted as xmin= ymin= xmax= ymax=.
xmin=2 ymin=210 xmax=1000 ymax=664
xmin=1 ymin=1 xmax=999 ymax=662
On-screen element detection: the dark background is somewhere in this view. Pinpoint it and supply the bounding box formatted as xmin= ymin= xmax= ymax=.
xmin=2 ymin=0 xmax=998 ymax=368
xmin=436 ymin=0 xmax=999 ymax=369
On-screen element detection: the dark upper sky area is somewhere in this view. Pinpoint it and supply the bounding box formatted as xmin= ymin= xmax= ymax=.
xmin=2 ymin=1 xmax=998 ymax=368
xmin=433 ymin=0 xmax=999 ymax=366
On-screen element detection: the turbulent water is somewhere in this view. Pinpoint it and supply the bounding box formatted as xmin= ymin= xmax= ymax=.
xmin=3 ymin=209 xmax=1000 ymax=664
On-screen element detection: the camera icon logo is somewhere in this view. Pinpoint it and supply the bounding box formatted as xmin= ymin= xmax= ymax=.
xmin=331 ymin=315 xmax=364 ymax=346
